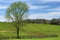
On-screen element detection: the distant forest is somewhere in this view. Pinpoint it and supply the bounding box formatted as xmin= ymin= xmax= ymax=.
xmin=24 ymin=18 xmax=60 ymax=25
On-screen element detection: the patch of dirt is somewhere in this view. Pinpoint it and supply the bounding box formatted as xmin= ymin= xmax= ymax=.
xmin=0 ymin=30 xmax=15 ymax=32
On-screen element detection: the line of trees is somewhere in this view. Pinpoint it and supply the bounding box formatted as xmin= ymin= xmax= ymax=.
xmin=50 ymin=18 xmax=60 ymax=25
xmin=24 ymin=18 xmax=60 ymax=25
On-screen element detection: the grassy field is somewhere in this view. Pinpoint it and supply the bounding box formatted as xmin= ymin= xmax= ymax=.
xmin=0 ymin=22 xmax=60 ymax=40
xmin=8 ymin=37 xmax=60 ymax=40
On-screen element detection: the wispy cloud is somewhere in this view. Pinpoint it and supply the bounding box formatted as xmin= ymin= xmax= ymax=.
xmin=28 ymin=3 xmax=48 ymax=9
xmin=0 ymin=15 xmax=7 ymax=22
xmin=49 ymin=7 xmax=60 ymax=11
xmin=39 ymin=0 xmax=60 ymax=2
xmin=0 ymin=6 xmax=8 ymax=9
xmin=28 ymin=12 xmax=60 ymax=20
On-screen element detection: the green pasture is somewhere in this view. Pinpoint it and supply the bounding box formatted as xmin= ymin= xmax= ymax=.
xmin=0 ymin=22 xmax=60 ymax=40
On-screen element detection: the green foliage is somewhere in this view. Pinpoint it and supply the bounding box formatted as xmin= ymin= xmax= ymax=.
xmin=6 ymin=1 xmax=28 ymax=22
xmin=50 ymin=18 xmax=60 ymax=25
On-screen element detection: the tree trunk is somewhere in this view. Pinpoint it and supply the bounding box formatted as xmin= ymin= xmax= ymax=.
xmin=16 ymin=21 xmax=19 ymax=39
xmin=17 ymin=26 xmax=19 ymax=39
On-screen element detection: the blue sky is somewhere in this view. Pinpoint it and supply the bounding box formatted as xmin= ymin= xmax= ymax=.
xmin=0 ymin=0 xmax=60 ymax=22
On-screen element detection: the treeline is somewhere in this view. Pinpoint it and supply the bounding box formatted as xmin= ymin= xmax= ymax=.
xmin=24 ymin=18 xmax=60 ymax=25
xmin=50 ymin=18 xmax=60 ymax=25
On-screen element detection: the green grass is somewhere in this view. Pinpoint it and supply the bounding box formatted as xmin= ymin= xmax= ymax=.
xmin=21 ymin=24 xmax=60 ymax=36
xmin=0 ymin=22 xmax=60 ymax=40
xmin=0 ymin=22 xmax=15 ymax=30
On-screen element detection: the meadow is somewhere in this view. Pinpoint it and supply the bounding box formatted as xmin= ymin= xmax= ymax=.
xmin=0 ymin=22 xmax=60 ymax=40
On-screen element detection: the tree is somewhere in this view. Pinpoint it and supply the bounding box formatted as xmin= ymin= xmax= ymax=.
xmin=50 ymin=18 xmax=60 ymax=25
xmin=5 ymin=1 xmax=28 ymax=39
xmin=50 ymin=18 xmax=57 ymax=25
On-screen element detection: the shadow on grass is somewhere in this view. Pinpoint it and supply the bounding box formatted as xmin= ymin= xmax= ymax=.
xmin=0 ymin=34 xmax=58 ymax=39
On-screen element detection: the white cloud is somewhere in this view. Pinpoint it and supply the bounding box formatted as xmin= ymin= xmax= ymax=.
xmin=0 ymin=6 xmax=8 ymax=9
xmin=39 ymin=0 xmax=60 ymax=2
xmin=28 ymin=3 xmax=48 ymax=9
xmin=0 ymin=0 xmax=18 ymax=2
xmin=0 ymin=0 xmax=30 ymax=9
xmin=0 ymin=12 xmax=60 ymax=22
xmin=0 ymin=0 xmax=29 ymax=3
xmin=28 ymin=12 xmax=60 ymax=20
xmin=0 ymin=15 xmax=7 ymax=22
xmin=0 ymin=0 xmax=21 ymax=4
xmin=50 ymin=7 xmax=60 ymax=11
xmin=0 ymin=15 xmax=12 ymax=22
